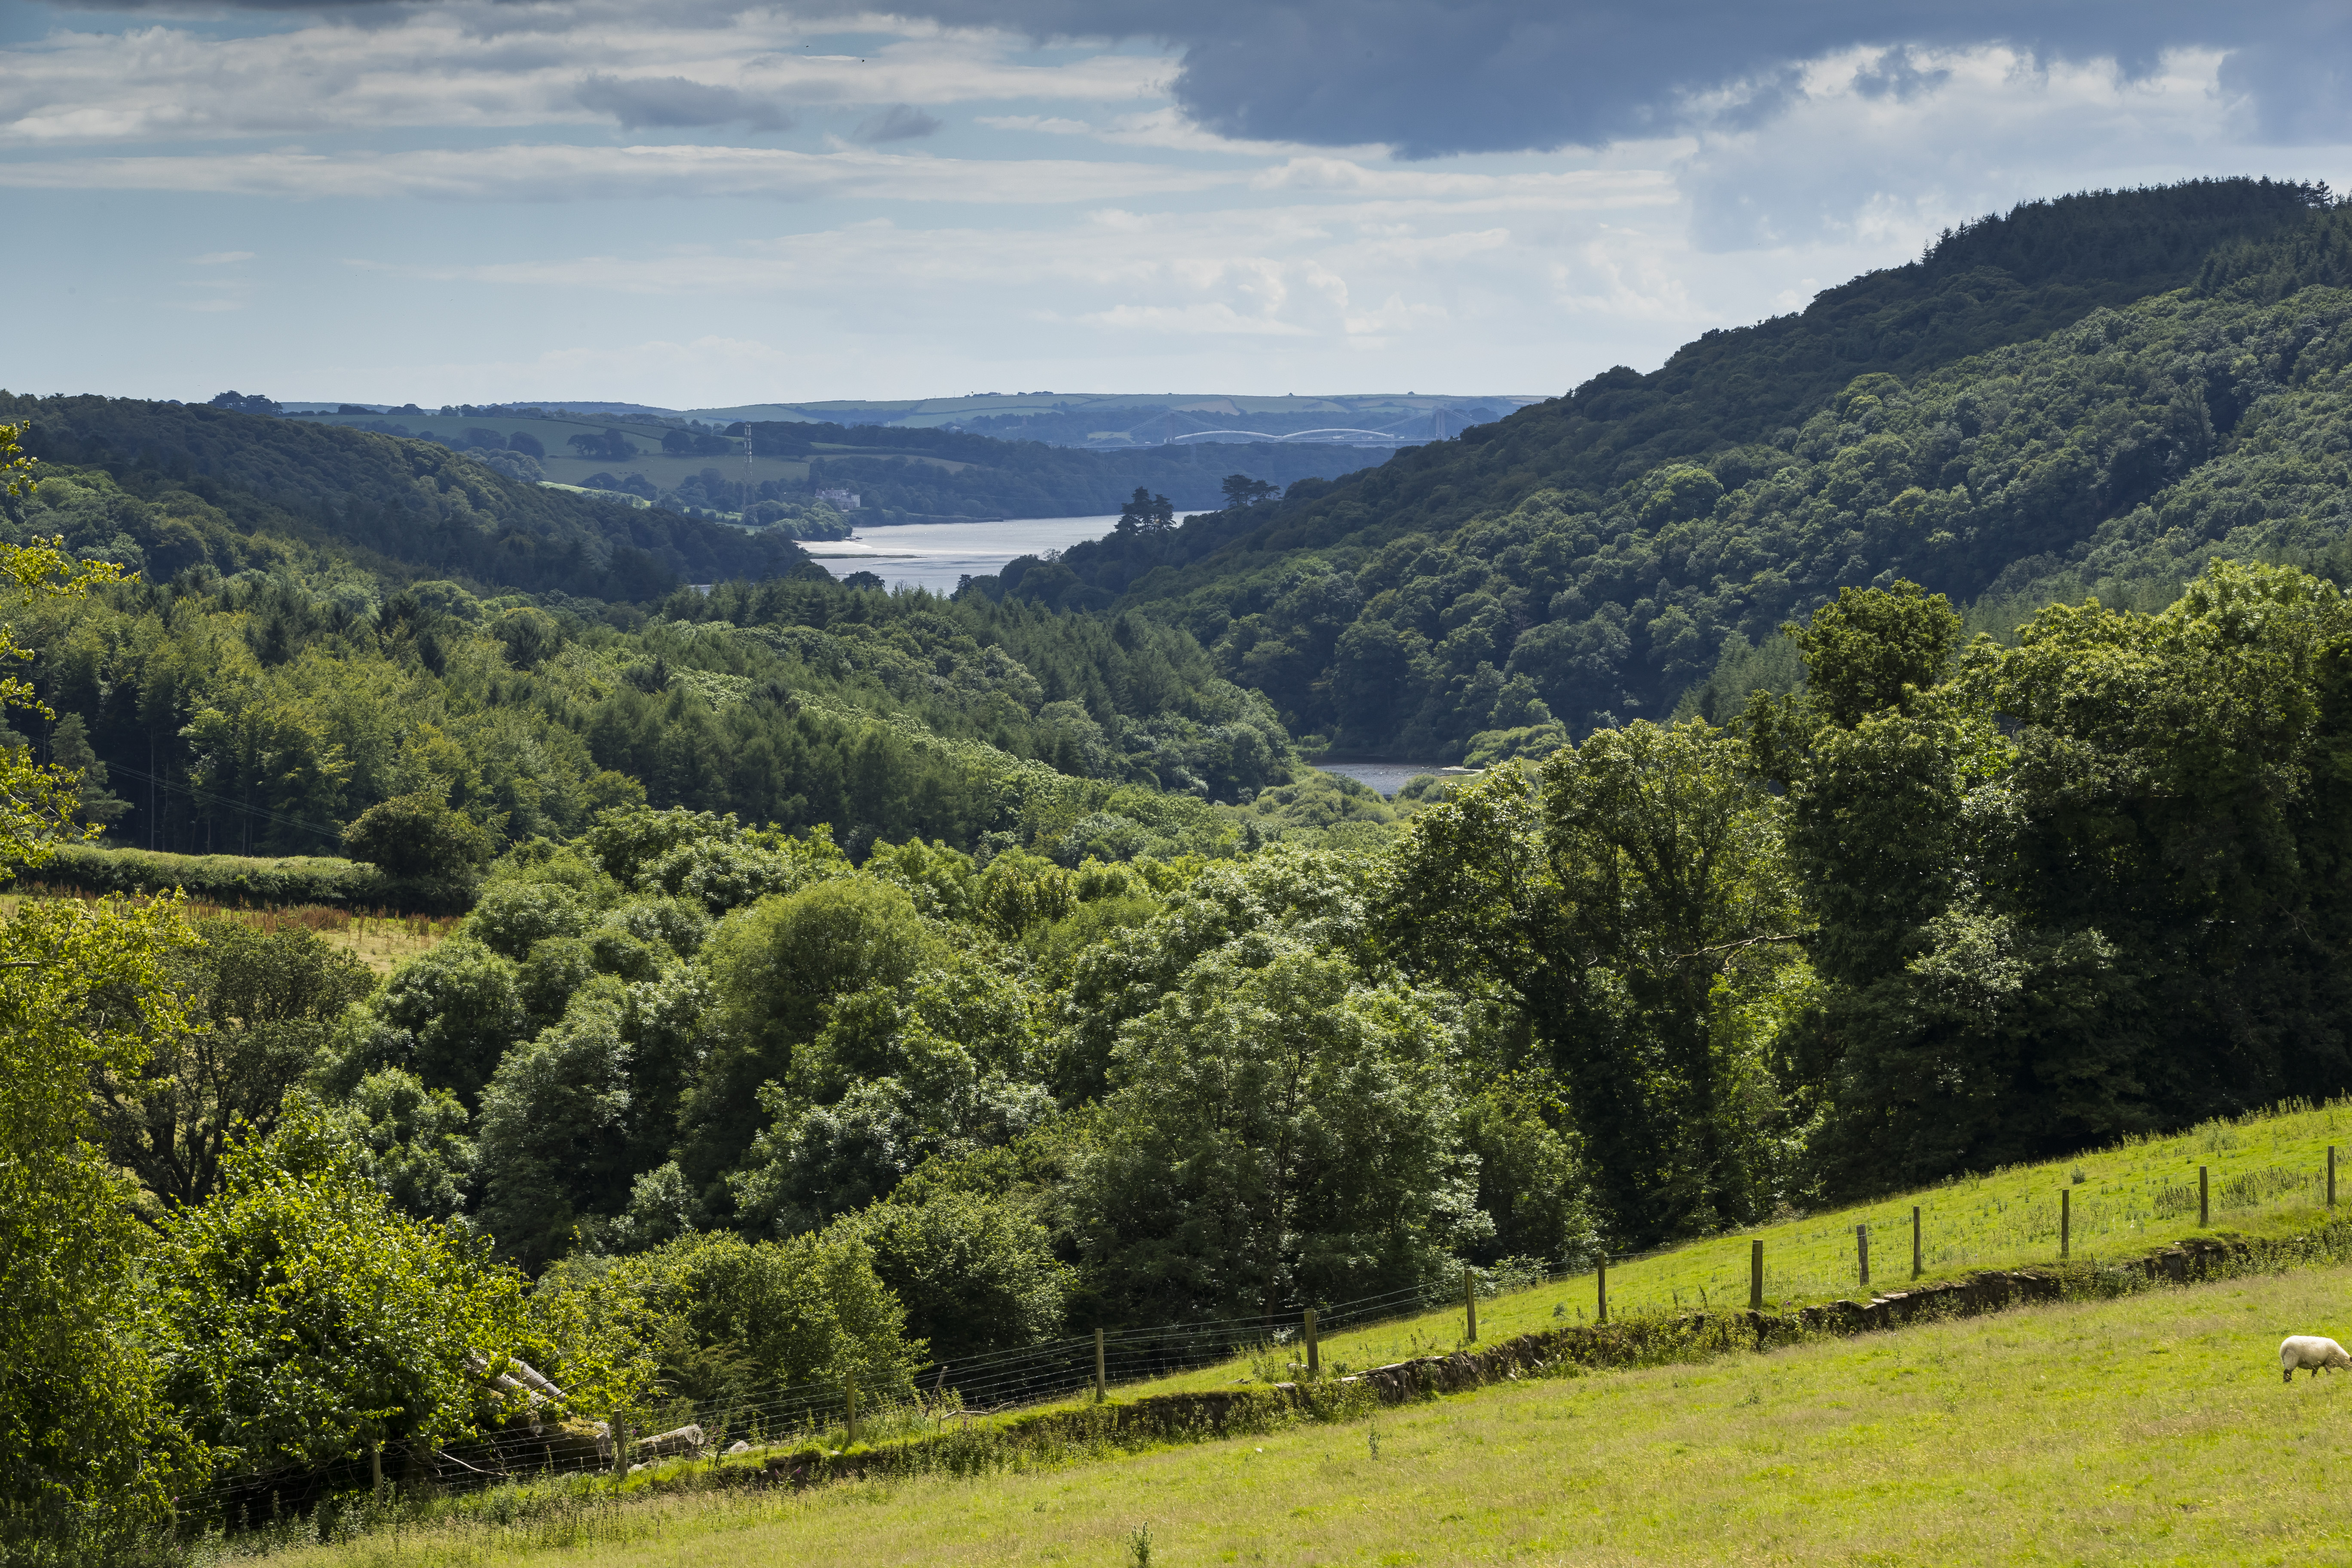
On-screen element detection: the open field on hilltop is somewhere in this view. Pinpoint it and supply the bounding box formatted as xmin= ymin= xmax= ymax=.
xmin=0 ymin=892 xmax=454 ymax=975
xmin=250 ymin=1263 xmax=2352 ymax=1568
xmin=533 ymin=453 xmax=813 ymax=490
xmin=1076 ymin=1100 xmax=2352 ymax=1402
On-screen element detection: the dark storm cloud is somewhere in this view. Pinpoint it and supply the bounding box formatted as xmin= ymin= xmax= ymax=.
xmin=894 ymin=0 xmax=2349 ymax=156
xmin=576 ymin=74 xmax=794 ymax=132
xmin=52 ymin=0 xmax=2350 ymax=155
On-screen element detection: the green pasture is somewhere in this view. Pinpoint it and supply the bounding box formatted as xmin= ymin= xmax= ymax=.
xmin=1108 ymin=1099 xmax=2352 ymax=1399
xmin=255 ymin=1259 xmax=2352 ymax=1567
xmin=533 ymin=453 xmax=812 ymax=491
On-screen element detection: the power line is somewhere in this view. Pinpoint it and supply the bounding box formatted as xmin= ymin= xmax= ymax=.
xmin=102 ymin=758 xmax=345 ymax=846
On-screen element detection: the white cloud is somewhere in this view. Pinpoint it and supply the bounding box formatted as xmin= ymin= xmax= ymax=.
xmin=0 ymin=142 xmax=1250 ymax=202
xmin=0 ymin=7 xmax=1164 ymax=146
xmin=1077 ymin=303 xmax=1314 ymax=336
xmin=1675 ymin=43 xmax=2352 ymax=253
xmin=979 ymin=106 xmax=1373 ymax=159
xmin=8 ymin=3 xmax=2350 ymax=409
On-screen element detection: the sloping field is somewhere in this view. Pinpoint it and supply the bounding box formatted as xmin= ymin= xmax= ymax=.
xmin=1086 ymin=1100 xmax=2352 ymax=1402
xmin=269 ymin=1260 xmax=2352 ymax=1567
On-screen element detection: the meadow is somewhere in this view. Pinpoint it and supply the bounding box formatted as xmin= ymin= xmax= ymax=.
xmin=240 ymin=1257 xmax=2352 ymax=1568
xmin=0 ymin=893 xmax=455 ymax=975
xmin=1106 ymin=1099 xmax=2352 ymax=1399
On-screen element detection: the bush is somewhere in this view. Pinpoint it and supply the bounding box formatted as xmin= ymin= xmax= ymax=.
xmin=21 ymin=843 xmax=448 ymax=909
xmin=153 ymin=1101 xmax=536 ymax=1486
xmin=541 ymin=1229 xmax=921 ymax=1409
xmin=343 ymin=792 xmax=497 ymax=883
xmin=839 ymin=1190 xmax=1072 ymax=1363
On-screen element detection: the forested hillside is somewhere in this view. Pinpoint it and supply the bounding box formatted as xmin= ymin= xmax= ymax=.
xmin=6 ymin=396 xmax=810 ymax=596
xmin=971 ymin=179 xmax=2349 ymax=753
xmin=750 ymin=419 xmax=1390 ymax=522
xmin=281 ymin=404 xmax=1390 ymax=527
xmin=3 ymin=462 xmax=1298 ymax=865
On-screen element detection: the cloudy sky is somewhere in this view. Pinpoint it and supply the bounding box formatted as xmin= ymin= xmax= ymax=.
xmin=4 ymin=1 xmax=2349 ymax=407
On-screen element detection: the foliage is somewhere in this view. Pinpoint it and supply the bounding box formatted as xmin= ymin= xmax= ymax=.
xmin=27 ymin=844 xmax=404 ymax=909
xmin=1076 ymin=943 xmax=1481 ymax=1321
xmin=343 ymin=790 xmax=497 ymax=882
xmin=1013 ymin=180 xmax=2352 ymax=753
xmin=830 ymin=1188 xmax=1073 ymax=1364
xmin=150 ymin=1101 xmax=536 ymax=1480
xmin=539 ymin=1228 xmax=921 ymax=1403
xmin=337 ymin=1068 xmax=476 ymax=1223
xmin=0 ymin=894 xmax=197 ymax=1562
xmin=0 ymin=518 xmax=206 ymax=1561
xmin=4 ymin=395 xmax=809 ymax=598
xmin=0 ymin=484 xmax=1295 ymax=865
xmin=1381 ymin=724 xmax=1808 ymax=1245
xmin=1765 ymin=564 xmax=2352 ymax=1186
xmin=92 ymin=916 xmax=376 ymax=1210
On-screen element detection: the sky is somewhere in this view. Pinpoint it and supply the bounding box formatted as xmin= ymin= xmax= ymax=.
xmin=3 ymin=1 xmax=2350 ymax=409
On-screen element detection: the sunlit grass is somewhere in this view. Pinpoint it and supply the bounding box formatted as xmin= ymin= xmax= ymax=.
xmin=1108 ymin=1097 xmax=2352 ymax=1399
xmin=260 ymin=1261 xmax=2352 ymax=1567
xmin=0 ymin=892 xmax=455 ymax=974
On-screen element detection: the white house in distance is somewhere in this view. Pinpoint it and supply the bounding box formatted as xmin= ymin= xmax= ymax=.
xmin=816 ymin=488 xmax=861 ymax=510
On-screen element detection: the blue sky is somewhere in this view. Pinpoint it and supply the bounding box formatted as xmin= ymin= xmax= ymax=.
xmin=3 ymin=1 xmax=2348 ymax=408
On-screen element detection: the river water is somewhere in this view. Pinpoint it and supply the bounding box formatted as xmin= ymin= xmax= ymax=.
xmin=796 ymin=519 xmax=1452 ymax=800
xmin=1317 ymin=761 xmax=1457 ymax=796
xmin=797 ymin=514 xmax=1122 ymax=595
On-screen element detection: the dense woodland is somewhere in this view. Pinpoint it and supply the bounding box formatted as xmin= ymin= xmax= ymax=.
xmin=980 ymin=180 xmax=2352 ymax=754
xmin=4 ymin=396 xmax=808 ymax=598
xmin=20 ymin=179 xmax=2352 ymax=1563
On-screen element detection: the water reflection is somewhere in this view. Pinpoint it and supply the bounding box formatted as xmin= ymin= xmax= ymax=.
xmin=798 ymin=514 xmax=1122 ymax=595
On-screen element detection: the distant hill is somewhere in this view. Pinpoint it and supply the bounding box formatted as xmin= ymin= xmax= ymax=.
xmin=734 ymin=419 xmax=1399 ymax=521
xmin=964 ymin=178 xmax=2346 ymax=754
xmin=694 ymin=392 xmax=1541 ymax=449
xmin=278 ymin=406 xmax=1402 ymax=524
xmin=2 ymin=395 xmax=810 ymax=598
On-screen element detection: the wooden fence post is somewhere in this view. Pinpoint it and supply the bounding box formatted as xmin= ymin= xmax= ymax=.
xmin=2331 ymin=1146 xmax=2338 ymax=1209
xmin=1305 ymin=1308 xmax=1319 ymax=1377
xmin=1597 ymin=1257 xmax=1608 ymax=1325
xmin=612 ymin=1418 xmax=629 ymax=1476
xmin=1094 ymin=1327 xmax=1106 ymax=1402
xmin=1749 ymin=1239 xmax=1763 ymax=1311
xmin=845 ymin=1372 xmax=858 ymax=1448
xmin=2199 ymin=1165 xmax=2209 ymax=1226
xmin=1464 ymin=1267 xmax=1479 ymax=1343
xmin=1911 ymin=1206 xmax=1922 ymax=1280
xmin=2061 ymin=1188 xmax=2070 ymax=1259
xmin=1857 ymin=1224 xmax=1869 ymax=1289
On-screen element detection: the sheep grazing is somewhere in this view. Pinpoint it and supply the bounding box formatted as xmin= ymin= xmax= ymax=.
xmin=2279 ymin=1336 xmax=2351 ymax=1382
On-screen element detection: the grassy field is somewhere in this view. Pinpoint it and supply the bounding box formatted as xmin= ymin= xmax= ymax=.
xmin=0 ymin=894 xmax=454 ymax=975
xmin=282 ymin=909 xmax=457 ymax=975
xmin=1095 ymin=1100 xmax=2352 ymax=1401
xmin=252 ymin=1261 xmax=2352 ymax=1567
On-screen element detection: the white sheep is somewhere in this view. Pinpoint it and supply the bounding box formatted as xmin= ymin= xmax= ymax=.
xmin=2279 ymin=1336 xmax=2351 ymax=1382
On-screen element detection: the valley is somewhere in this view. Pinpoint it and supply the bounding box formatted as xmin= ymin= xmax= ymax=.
xmin=16 ymin=177 xmax=2352 ymax=1568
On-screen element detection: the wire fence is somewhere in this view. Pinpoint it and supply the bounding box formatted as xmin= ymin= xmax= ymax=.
xmin=177 ymin=1262 xmax=1562 ymax=1527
